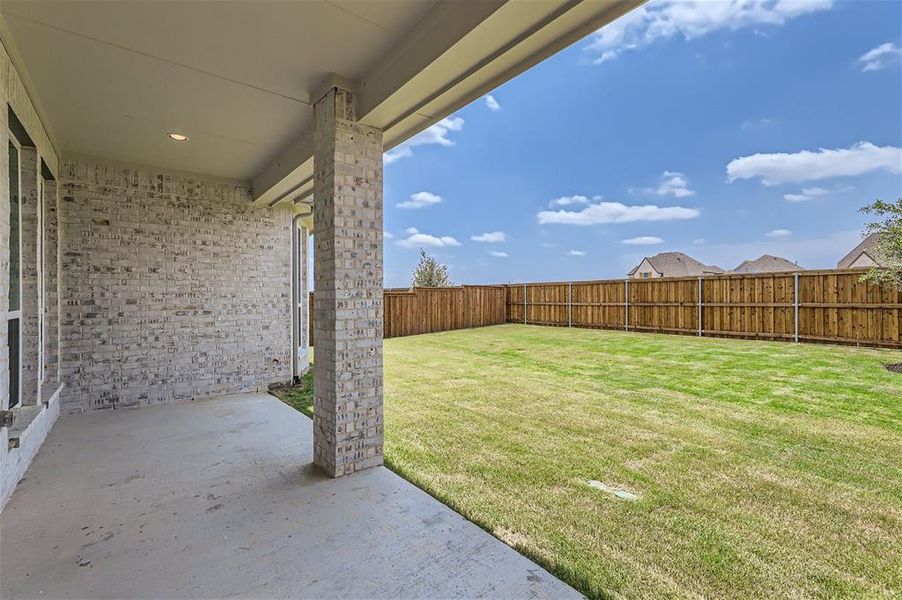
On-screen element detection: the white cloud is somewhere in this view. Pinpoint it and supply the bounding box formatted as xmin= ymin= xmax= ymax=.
xmin=741 ymin=117 xmax=774 ymax=130
xmin=383 ymin=230 xmax=394 ymax=239
xmin=727 ymin=141 xmax=902 ymax=185
xmin=550 ymin=194 xmax=594 ymax=207
xmin=584 ymin=0 xmax=832 ymax=64
xmin=484 ymin=95 xmax=501 ymax=111
xmin=622 ymin=236 xmax=664 ymax=245
xmin=397 ymin=191 xmax=442 ymax=209
xmin=489 ymin=251 xmax=509 ymax=258
xmin=692 ymin=238 xmax=707 ymax=245
xmin=630 ymin=171 xmax=694 ymax=197
xmin=383 ymin=116 xmax=465 ymax=165
xmin=471 ymin=231 xmax=507 ymax=243
xmin=857 ymin=42 xmax=902 ymax=72
xmin=653 ymin=171 xmax=695 ymax=197
xmin=408 ymin=116 xmax=464 ymax=147
xmin=568 ymin=250 xmax=587 ymax=256
xmin=782 ymin=186 xmax=831 ymax=202
xmin=383 ymin=147 xmax=412 ymax=165
xmin=470 ymin=231 xmax=507 ymax=244
xmin=396 ymin=227 xmax=461 ymax=249
xmin=766 ymin=228 xmax=792 ymax=238
xmin=538 ymin=200 xmax=699 ymax=225
xmin=542 ymin=243 xmax=556 ymax=248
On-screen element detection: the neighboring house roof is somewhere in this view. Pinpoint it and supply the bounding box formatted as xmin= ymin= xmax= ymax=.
xmin=837 ymin=233 xmax=882 ymax=269
xmin=630 ymin=252 xmax=724 ymax=277
xmin=731 ymin=255 xmax=802 ymax=274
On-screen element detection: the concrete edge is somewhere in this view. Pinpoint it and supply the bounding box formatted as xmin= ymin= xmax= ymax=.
xmin=1 ymin=382 xmax=63 ymax=511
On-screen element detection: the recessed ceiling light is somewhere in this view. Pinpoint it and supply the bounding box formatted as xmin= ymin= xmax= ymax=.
xmin=168 ymin=133 xmax=189 ymax=142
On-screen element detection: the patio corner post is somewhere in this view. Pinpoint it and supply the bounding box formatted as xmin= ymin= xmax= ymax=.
xmin=312 ymin=84 xmax=384 ymax=477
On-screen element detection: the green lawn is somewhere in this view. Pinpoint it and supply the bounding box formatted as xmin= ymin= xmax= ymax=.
xmin=277 ymin=325 xmax=902 ymax=598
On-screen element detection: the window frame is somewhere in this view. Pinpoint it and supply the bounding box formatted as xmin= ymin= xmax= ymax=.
xmin=6 ymin=134 xmax=23 ymax=410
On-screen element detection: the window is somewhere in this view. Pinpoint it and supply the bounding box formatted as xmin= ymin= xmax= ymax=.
xmin=7 ymin=139 xmax=22 ymax=409
xmin=642 ymin=272 xmax=650 ymax=279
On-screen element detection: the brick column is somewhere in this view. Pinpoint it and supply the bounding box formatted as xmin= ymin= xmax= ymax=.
xmin=312 ymin=86 xmax=384 ymax=477
xmin=42 ymin=178 xmax=59 ymax=385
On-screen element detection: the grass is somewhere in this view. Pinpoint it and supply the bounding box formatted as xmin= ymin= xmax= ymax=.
xmin=277 ymin=324 xmax=902 ymax=598
xmin=270 ymin=375 xmax=314 ymax=417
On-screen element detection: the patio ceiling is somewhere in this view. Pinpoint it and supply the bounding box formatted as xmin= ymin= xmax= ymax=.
xmin=0 ymin=0 xmax=643 ymax=210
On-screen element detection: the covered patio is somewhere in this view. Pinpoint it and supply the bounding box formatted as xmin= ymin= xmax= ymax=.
xmin=1 ymin=393 xmax=579 ymax=598
xmin=0 ymin=0 xmax=642 ymax=596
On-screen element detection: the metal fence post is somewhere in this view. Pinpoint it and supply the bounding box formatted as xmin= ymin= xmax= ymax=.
xmin=794 ymin=272 xmax=800 ymax=343
xmin=624 ymin=279 xmax=630 ymax=331
xmin=697 ymin=276 xmax=703 ymax=336
xmin=568 ymin=281 xmax=573 ymax=327
xmin=523 ymin=283 xmax=527 ymax=325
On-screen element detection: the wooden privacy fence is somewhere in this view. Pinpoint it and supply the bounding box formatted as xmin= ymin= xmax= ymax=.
xmin=308 ymin=285 xmax=507 ymax=344
xmin=306 ymin=270 xmax=900 ymax=348
xmin=506 ymin=269 xmax=902 ymax=348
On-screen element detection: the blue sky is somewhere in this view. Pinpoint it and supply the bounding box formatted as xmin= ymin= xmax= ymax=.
xmin=381 ymin=0 xmax=902 ymax=287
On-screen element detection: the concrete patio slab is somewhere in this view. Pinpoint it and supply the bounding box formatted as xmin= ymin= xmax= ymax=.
xmin=0 ymin=393 xmax=580 ymax=599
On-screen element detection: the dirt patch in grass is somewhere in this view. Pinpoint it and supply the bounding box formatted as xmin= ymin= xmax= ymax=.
xmin=493 ymin=525 xmax=531 ymax=548
xmin=885 ymin=363 xmax=902 ymax=373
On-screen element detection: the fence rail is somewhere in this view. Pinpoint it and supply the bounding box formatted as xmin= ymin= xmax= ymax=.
xmin=506 ymin=269 xmax=902 ymax=348
xmin=306 ymin=269 xmax=901 ymax=349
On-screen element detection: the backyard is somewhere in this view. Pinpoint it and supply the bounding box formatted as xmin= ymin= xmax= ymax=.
xmin=276 ymin=324 xmax=902 ymax=598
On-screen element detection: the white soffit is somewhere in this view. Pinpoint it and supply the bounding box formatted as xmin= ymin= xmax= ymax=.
xmin=0 ymin=0 xmax=439 ymax=181
xmin=0 ymin=0 xmax=645 ymax=208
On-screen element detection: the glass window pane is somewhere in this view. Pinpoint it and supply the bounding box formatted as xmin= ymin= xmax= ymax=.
xmin=8 ymin=141 xmax=20 ymax=312
xmin=8 ymin=318 xmax=19 ymax=408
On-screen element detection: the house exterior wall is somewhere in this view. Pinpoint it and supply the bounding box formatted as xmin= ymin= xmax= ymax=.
xmin=1 ymin=38 xmax=62 ymax=510
xmin=58 ymin=157 xmax=294 ymax=414
xmin=631 ymin=258 xmax=661 ymax=279
xmin=849 ymin=253 xmax=878 ymax=268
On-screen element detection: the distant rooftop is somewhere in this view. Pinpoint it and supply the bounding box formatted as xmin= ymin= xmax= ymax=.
xmin=629 ymin=252 xmax=724 ymax=277
xmin=837 ymin=233 xmax=882 ymax=268
xmin=732 ymin=255 xmax=802 ymax=274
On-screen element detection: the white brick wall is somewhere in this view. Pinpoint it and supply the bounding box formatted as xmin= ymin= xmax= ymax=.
xmin=58 ymin=158 xmax=294 ymax=413
xmin=42 ymin=179 xmax=60 ymax=385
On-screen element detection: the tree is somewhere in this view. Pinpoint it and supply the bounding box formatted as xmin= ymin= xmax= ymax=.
xmin=411 ymin=249 xmax=453 ymax=288
xmin=859 ymin=198 xmax=902 ymax=290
